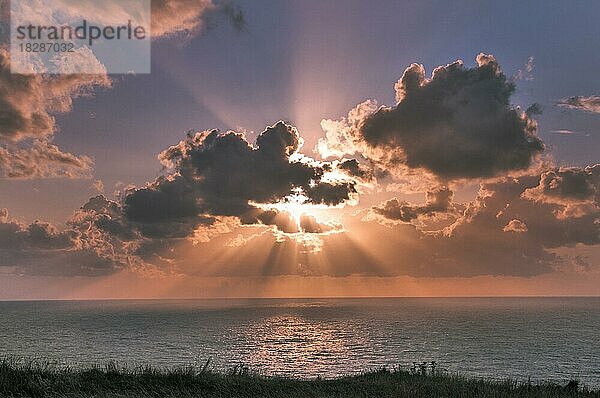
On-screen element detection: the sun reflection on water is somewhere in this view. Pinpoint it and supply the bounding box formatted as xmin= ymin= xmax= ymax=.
xmin=242 ymin=314 xmax=362 ymax=376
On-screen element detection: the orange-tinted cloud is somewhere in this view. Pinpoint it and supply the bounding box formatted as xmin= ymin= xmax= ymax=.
xmin=0 ymin=0 xmax=241 ymax=179
xmin=0 ymin=52 xmax=598 ymax=281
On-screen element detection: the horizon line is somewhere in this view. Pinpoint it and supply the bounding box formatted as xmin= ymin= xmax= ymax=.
xmin=1 ymin=295 xmax=599 ymax=302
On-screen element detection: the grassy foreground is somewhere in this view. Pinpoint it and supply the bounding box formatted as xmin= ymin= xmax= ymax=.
xmin=0 ymin=360 xmax=598 ymax=398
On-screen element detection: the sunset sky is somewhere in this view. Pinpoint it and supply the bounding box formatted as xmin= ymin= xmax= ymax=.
xmin=0 ymin=0 xmax=599 ymax=299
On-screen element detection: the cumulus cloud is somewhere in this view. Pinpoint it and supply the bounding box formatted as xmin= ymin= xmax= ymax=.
xmin=557 ymin=96 xmax=600 ymax=113
xmin=1 ymin=47 xmax=597 ymax=279
xmin=1 ymin=120 xmax=360 ymax=276
xmin=125 ymin=121 xmax=357 ymax=237
xmin=0 ymin=49 xmax=110 ymax=179
xmin=318 ymin=99 xmax=379 ymax=159
xmin=134 ymin=161 xmax=595 ymax=279
xmin=522 ymin=165 xmax=599 ymax=218
xmin=449 ymin=174 xmax=599 ymax=250
xmin=0 ymin=141 xmax=94 ymax=179
xmin=0 ymin=6 xmax=110 ymax=177
xmin=503 ymin=219 xmax=528 ymax=233
xmin=0 ymin=214 xmax=70 ymax=251
xmin=370 ymin=171 xmax=597 ymax=277
xmin=0 ymin=205 xmax=124 ymax=276
xmin=523 ymin=165 xmax=599 ymax=204
xmin=337 ymin=158 xmax=375 ymax=182
xmin=2 ymin=163 xmax=598 ymax=278
xmin=0 ymin=49 xmax=110 ymax=142
xmin=319 ymin=54 xmax=545 ymax=180
xmin=128 ymin=166 xmax=598 ymax=278
xmin=372 ymin=187 xmax=454 ymax=223
xmin=329 ymin=167 xmax=597 ymax=277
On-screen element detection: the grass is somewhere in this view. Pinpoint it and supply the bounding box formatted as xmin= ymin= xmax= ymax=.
xmin=0 ymin=359 xmax=598 ymax=398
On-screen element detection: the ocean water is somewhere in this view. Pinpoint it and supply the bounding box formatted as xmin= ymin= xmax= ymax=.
xmin=0 ymin=297 xmax=598 ymax=387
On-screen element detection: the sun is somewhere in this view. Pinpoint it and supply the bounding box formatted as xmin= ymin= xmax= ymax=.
xmin=266 ymin=189 xmax=311 ymax=230
xmin=252 ymin=187 xmax=337 ymax=233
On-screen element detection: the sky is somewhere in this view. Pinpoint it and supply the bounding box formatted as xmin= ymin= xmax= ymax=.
xmin=0 ymin=0 xmax=599 ymax=299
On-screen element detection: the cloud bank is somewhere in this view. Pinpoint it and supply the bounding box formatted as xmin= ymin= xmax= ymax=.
xmin=0 ymin=204 xmax=126 ymax=276
xmin=2 ymin=121 xmax=359 ymax=275
xmin=1 ymin=53 xmax=598 ymax=280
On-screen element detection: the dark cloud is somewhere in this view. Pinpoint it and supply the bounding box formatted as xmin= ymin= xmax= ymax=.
xmin=130 ymin=163 xmax=597 ymax=279
xmin=126 ymin=121 xmax=357 ymax=235
xmin=239 ymin=208 xmax=300 ymax=234
xmin=557 ymin=96 xmax=600 ymax=113
xmin=373 ymin=187 xmax=454 ymax=223
xmin=338 ymin=159 xmax=374 ymax=182
xmin=523 ymin=165 xmax=599 ymax=204
xmin=75 ymin=195 xmax=138 ymax=242
xmin=525 ymin=103 xmax=543 ymax=117
xmin=0 ymin=205 xmax=123 ymax=276
xmin=2 ymin=163 xmax=598 ymax=278
xmin=0 ymin=121 xmax=359 ymax=276
xmin=0 ymin=213 xmax=70 ymax=252
xmin=1 ymin=45 xmax=597 ymax=280
xmin=521 ymin=165 xmax=599 ymax=219
xmin=299 ymin=215 xmax=338 ymax=234
xmin=0 ymin=52 xmax=53 ymax=141
xmin=123 ymin=176 xmax=202 ymax=238
xmin=303 ymin=181 xmax=357 ymax=206
xmin=363 ymin=171 xmax=598 ymax=277
xmin=320 ymin=54 xmax=545 ymax=180
xmin=459 ymin=174 xmax=599 ymax=250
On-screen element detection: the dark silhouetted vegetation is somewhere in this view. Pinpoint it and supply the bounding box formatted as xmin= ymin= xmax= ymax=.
xmin=0 ymin=358 xmax=598 ymax=398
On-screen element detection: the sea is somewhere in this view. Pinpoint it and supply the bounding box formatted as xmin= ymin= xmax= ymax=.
xmin=0 ymin=297 xmax=598 ymax=388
